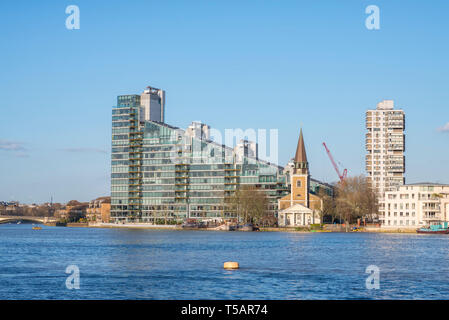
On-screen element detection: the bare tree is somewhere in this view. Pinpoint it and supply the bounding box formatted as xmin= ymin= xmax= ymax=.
xmin=229 ymin=185 xmax=269 ymax=224
xmin=335 ymin=175 xmax=378 ymax=230
xmin=318 ymin=188 xmax=336 ymax=223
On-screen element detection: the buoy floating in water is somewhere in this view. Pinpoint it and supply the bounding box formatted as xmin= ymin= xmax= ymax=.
xmin=223 ymin=261 xmax=239 ymax=270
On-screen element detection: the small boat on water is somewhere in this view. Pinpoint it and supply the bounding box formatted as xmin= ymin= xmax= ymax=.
xmin=32 ymin=226 xmax=42 ymax=230
xmin=17 ymin=221 xmax=21 ymax=225
xmin=417 ymin=222 xmax=449 ymax=234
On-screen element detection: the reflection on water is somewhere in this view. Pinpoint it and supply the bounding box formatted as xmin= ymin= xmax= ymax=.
xmin=1 ymin=224 xmax=449 ymax=299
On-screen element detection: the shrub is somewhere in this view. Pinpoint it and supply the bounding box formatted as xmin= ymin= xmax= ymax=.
xmin=310 ymin=224 xmax=322 ymax=230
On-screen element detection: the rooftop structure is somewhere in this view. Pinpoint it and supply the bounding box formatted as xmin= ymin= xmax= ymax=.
xmin=140 ymin=86 xmax=165 ymax=123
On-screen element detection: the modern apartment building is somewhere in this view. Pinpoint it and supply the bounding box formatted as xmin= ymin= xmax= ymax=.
xmin=111 ymin=88 xmax=293 ymax=224
xmin=382 ymin=183 xmax=449 ymax=228
xmin=365 ymin=100 xmax=405 ymax=214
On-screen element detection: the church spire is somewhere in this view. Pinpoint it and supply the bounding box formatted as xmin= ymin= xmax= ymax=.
xmin=294 ymin=128 xmax=308 ymax=174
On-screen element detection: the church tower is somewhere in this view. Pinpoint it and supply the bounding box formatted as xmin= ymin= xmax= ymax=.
xmin=291 ymin=128 xmax=310 ymax=207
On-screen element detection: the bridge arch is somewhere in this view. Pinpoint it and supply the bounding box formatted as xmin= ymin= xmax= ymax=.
xmin=0 ymin=217 xmax=45 ymax=224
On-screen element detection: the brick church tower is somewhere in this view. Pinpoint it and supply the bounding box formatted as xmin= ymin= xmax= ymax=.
xmin=290 ymin=128 xmax=310 ymax=208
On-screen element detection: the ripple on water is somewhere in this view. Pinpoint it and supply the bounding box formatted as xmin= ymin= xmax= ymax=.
xmin=1 ymin=225 xmax=449 ymax=299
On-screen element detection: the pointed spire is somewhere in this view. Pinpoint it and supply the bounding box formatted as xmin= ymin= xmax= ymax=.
xmin=295 ymin=128 xmax=307 ymax=163
xmin=294 ymin=128 xmax=308 ymax=174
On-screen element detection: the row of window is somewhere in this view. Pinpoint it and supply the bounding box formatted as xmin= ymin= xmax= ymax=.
xmin=385 ymin=220 xmax=416 ymax=226
xmin=385 ymin=211 xmax=416 ymax=217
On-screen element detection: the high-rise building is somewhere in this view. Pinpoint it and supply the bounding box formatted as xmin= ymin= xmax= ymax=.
xmin=111 ymin=89 xmax=291 ymax=223
xmin=110 ymin=88 xmax=332 ymax=224
xmin=110 ymin=87 xmax=334 ymax=224
xmin=140 ymin=86 xmax=165 ymax=122
xmin=365 ymin=100 xmax=405 ymax=213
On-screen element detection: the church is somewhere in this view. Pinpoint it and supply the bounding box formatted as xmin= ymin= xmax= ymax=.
xmin=278 ymin=129 xmax=330 ymax=227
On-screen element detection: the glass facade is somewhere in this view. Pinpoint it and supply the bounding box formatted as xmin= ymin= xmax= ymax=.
xmin=111 ymin=94 xmax=291 ymax=223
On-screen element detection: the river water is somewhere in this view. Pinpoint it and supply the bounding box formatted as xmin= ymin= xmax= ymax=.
xmin=1 ymin=223 xmax=448 ymax=299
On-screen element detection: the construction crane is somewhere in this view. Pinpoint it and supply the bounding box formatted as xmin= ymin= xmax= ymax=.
xmin=322 ymin=142 xmax=347 ymax=182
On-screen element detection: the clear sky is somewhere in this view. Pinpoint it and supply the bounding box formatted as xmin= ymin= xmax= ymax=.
xmin=1 ymin=0 xmax=448 ymax=204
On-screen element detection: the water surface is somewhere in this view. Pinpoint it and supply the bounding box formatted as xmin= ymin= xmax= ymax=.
xmin=1 ymin=224 xmax=448 ymax=299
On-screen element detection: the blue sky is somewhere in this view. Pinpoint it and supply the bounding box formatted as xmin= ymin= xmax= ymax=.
xmin=0 ymin=0 xmax=448 ymax=203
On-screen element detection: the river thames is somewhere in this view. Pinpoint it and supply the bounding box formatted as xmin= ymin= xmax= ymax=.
xmin=1 ymin=223 xmax=449 ymax=299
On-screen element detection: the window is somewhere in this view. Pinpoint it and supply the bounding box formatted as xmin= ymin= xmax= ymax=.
xmin=296 ymin=180 xmax=302 ymax=188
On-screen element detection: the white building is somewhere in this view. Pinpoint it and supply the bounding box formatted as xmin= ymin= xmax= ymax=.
xmin=234 ymin=139 xmax=258 ymax=163
xmin=140 ymin=86 xmax=165 ymax=122
xmin=382 ymin=183 xmax=449 ymax=228
xmin=366 ymin=100 xmax=405 ymax=215
xmin=185 ymin=121 xmax=211 ymax=140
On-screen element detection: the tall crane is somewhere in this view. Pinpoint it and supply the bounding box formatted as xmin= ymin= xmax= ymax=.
xmin=322 ymin=142 xmax=347 ymax=182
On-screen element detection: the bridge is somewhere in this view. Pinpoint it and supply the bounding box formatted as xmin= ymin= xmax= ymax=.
xmin=0 ymin=215 xmax=58 ymax=224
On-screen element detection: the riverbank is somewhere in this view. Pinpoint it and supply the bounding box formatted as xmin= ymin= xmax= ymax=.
xmin=47 ymin=222 xmax=420 ymax=234
xmin=260 ymin=227 xmax=418 ymax=234
xmin=363 ymin=227 xmax=417 ymax=234
xmin=88 ymin=222 xmax=180 ymax=230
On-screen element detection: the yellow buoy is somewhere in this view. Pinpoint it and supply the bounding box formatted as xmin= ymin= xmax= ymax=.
xmin=224 ymin=261 xmax=239 ymax=270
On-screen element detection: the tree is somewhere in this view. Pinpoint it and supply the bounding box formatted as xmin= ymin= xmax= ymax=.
xmin=259 ymin=212 xmax=277 ymax=227
xmin=229 ymin=185 xmax=269 ymax=224
xmin=334 ymin=175 xmax=378 ymax=230
xmin=318 ymin=188 xmax=336 ymax=223
xmin=66 ymin=204 xmax=87 ymax=223
xmin=67 ymin=210 xmax=85 ymax=223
